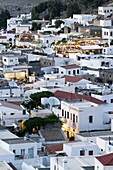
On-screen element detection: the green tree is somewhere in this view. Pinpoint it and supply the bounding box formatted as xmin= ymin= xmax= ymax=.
xmin=24 ymin=114 xmax=61 ymax=133
xmin=31 ymin=2 xmax=48 ymax=20
xmin=31 ymin=6 xmax=39 ymax=20
xmin=48 ymin=0 xmax=63 ymax=20
xmin=32 ymin=22 xmax=38 ymax=31
xmin=55 ymin=20 xmax=64 ymax=28
xmin=67 ymin=2 xmax=81 ymax=18
xmin=0 ymin=10 xmax=10 ymax=29
xmin=22 ymin=91 xmax=54 ymax=110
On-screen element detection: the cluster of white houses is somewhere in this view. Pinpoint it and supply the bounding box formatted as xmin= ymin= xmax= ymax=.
xmin=1 ymin=4 xmax=113 ymax=170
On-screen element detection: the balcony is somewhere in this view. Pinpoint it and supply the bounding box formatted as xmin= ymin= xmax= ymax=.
xmin=15 ymin=154 xmax=34 ymax=160
xmin=15 ymin=155 xmax=24 ymax=160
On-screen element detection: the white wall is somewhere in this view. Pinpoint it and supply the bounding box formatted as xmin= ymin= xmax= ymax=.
xmin=103 ymin=46 xmax=113 ymax=55
xmin=100 ymin=20 xmax=111 ymax=27
xmin=98 ymin=6 xmax=113 ymax=17
xmin=61 ymin=101 xmax=111 ymax=132
xmin=3 ymin=56 xmax=19 ymax=66
xmin=0 ymin=106 xmax=29 ymax=127
xmin=63 ymin=142 xmax=100 ymax=157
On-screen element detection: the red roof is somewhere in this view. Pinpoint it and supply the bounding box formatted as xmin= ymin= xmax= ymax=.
xmin=7 ymin=30 xmax=16 ymax=34
xmin=62 ymin=75 xmax=83 ymax=83
xmin=45 ymin=143 xmax=63 ymax=154
xmin=61 ymin=64 xmax=80 ymax=69
xmin=96 ymin=153 xmax=113 ymax=166
xmin=8 ymin=163 xmax=17 ymax=170
xmin=0 ymin=36 xmax=7 ymax=39
xmin=54 ymin=90 xmax=106 ymax=104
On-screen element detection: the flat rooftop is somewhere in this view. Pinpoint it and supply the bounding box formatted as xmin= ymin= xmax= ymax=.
xmin=64 ymin=141 xmax=97 ymax=147
xmin=100 ymin=136 xmax=113 ymax=141
xmin=77 ymin=131 xmax=113 ymax=137
xmin=71 ymin=102 xmax=93 ymax=109
xmin=79 ymin=45 xmax=103 ymax=50
xmin=57 ymin=156 xmax=94 ymax=170
xmin=2 ymin=137 xmax=35 ymax=144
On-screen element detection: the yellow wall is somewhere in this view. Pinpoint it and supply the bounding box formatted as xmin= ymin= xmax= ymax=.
xmin=4 ymin=72 xmax=25 ymax=79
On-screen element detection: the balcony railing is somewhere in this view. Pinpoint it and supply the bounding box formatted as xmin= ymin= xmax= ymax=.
xmin=15 ymin=154 xmax=34 ymax=160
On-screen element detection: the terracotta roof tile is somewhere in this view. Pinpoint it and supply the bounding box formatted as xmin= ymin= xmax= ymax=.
xmin=61 ymin=64 xmax=80 ymax=69
xmin=45 ymin=143 xmax=63 ymax=154
xmin=8 ymin=163 xmax=17 ymax=170
xmin=62 ymin=75 xmax=83 ymax=83
xmin=0 ymin=36 xmax=7 ymax=39
xmin=96 ymin=153 xmax=113 ymax=166
xmin=54 ymin=90 xmax=106 ymax=104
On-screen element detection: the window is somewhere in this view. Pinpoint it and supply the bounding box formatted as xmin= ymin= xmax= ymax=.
xmin=97 ymin=166 xmax=99 ymax=170
xmin=67 ymin=112 xmax=69 ymax=119
xmin=21 ymin=149 xmax=25 ymax=156
xmin=111 ymin=32 xmax=112 ymax=36
xmin=111 ymin=99 xmax=113 ymax=103
xmin=10 ymin=113 xmax=14 ymax=115
xmin=62 ymin=109 xmax=64 ymax=116
xmin=89 ymin=150 xmax=93 ymax=155
xmin=28 ymin=148 xmax=34 ymax=158
xmin=23 ymin=110 xmax=26 ymax=115
xmin=61 ymin=71 xmax=63 ymax=74
xmin=10 ymin=59 xmax=13 ymax=62
xmin=73 ymin=70 xmax=76 ymax=75
xmin=13 ymin=150 xmax=16 ymax=154
xmin=65 ymin=111 xmax=66 ymax=118
xmin=73 ymin=114 xmax=75 ymax=123
xmin=4 ymin=59 xmax=7 ymax=62
xmin=104 ymin=32 xmax=106 ymax=35
xmin=68 ymin=71 xmax=71 ymax=75
xmin=77 ymin=70 xmax=79 ymax=74
xmin=76 ymin=115 xmax=78 ymax=123
xmin=71 ymin=113 xmax=72 ymax=120
xmin=89 ymin=116 xmax=93 ymax=123
xmin=80 ymin=150 xmax=85 ymax=156
xmin=104 ymin=100 xmax=107 ymax=103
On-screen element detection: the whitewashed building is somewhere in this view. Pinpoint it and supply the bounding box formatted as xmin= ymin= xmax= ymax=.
xmin=0 ymin=101 xmax=29 ymax=127
xmin=98 ymin=6 xmax=113 ymax=17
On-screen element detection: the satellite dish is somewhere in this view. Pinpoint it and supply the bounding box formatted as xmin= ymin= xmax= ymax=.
xmin=48 ymin=97 xmax=60 ymax=106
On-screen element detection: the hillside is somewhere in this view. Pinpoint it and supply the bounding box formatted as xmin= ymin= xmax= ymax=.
xmin=0 ymin=0 xmax=113 ymax=17
xmin=0 ymin=0 xmax=45 ymax=16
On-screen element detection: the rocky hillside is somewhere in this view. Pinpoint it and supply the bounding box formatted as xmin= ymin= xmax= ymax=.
xmin=0 ymin=0 xmax=113 ymax=17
